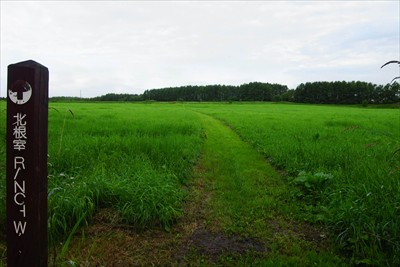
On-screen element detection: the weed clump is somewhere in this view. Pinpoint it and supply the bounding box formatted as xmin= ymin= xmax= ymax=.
xmin=291 ymin=171 xmax=333 ymax=201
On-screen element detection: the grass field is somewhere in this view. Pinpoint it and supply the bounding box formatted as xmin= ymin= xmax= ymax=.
xmin=0 ymin=101 xmax=399 ymax=266
xmin=0 ymin=102 xmax=204 ymax=263
xmin=190 ymin=103 xmax=400 ymax=265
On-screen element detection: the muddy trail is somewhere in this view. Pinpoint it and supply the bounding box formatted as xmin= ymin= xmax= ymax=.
xmin=58 ymin=113 xmax=341 ymax=266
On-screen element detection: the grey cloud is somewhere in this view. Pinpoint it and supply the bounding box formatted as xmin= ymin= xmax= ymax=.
xmin=1 ymin=1 xmax=398 ymax=97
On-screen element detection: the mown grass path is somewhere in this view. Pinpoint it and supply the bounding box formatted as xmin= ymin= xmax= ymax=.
xmin=57 ymin=110 xmax=345 ymax=266
xmin=192 ymin=112 xmax=286 ymax=235
xmin=183 ymin=112 xmax=345 ymax=266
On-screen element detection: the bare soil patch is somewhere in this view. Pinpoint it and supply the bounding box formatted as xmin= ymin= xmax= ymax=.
xmin=178 ymin=228 xmax=265 ymax=262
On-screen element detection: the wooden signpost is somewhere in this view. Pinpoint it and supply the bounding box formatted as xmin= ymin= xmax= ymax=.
xmin=6 ymin=60 xmax=49 ymax=266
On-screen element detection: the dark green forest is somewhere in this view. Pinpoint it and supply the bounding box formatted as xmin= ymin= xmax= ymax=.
xmin=142 ymin=82 xmax=288 ymax=102
xmin=48 ymin=81 xmax=399 ymax=104
xmin=293 ymin=81 xmax=399 ymax=104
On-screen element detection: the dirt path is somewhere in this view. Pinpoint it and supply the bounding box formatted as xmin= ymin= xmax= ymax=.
xmin=59 ymin=112 xmax=337 ymax=266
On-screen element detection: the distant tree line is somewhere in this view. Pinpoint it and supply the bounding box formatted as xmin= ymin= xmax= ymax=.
xmin=47 ymin=81 xmax=399 ymax=104
xmin=292 ymin=81 xmax=399 ymax=104
xmin=91 ymin=93 xmax=142 ymax=102
xmin=142 ymin=82 xmax=289 ymax=102
xmin=50 ymin=96 xmax=86 ymax=102
xmin=141 ymin=81 xmax=399 ymax=104
xmin=49 ymin=94 xmax=142 ymax=102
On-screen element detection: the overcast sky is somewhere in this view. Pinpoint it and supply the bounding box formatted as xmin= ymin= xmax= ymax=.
xmin=1 ymin=1 xmax=399 ymax=98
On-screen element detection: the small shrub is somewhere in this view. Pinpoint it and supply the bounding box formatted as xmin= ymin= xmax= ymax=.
xmin=361 ymin=100 xmax=369 ymax=107
xmin=291 ymin=171 xmax=333 ymax=200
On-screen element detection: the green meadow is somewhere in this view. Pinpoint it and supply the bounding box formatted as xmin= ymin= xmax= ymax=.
xmin=190 ymin=103 xmax=400 ymax=265
xmin=0 ymin=101 xmax=399 ymax=266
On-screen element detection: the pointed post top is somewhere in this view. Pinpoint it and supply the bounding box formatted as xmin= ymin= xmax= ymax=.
xmin=9 ymin=60 xmax=48 ymax=70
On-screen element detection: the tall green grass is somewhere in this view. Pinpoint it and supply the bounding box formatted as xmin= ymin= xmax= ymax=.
xmin=0 ymin=102 xmax=204 ymax=244
xmin=47 ymin=103 xmax=203 ymax=242
xmin=191 ymin=103 xmax=399 ymax=265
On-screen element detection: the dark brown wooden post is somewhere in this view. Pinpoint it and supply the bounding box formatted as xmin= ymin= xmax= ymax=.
xmin=6 ymin=60 xmax=49 ymax=267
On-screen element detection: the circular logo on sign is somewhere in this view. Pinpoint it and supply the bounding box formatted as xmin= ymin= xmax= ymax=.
xmin=9 ymin=80 xmax=32 ymax=105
